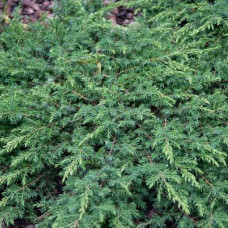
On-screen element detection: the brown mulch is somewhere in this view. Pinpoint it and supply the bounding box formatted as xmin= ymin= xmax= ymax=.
xmin=0 ymin=0 xmax=138 ymax=26
xmin=0 ymin=0 xmax=54 ymax=23
xmin=107 ymin=6 xmax=138 ymax=26
xmin=104 ymin=0 xmax=139 ymax=26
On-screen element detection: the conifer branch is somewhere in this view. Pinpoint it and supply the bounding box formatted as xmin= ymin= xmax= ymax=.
xmin=72 ymin=90 xmax=90 ymax=101
xmin=109 ymin=136 xmax=117 ymax=155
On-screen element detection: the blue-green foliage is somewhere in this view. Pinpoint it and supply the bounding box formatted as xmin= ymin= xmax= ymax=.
xmin=0 ymin=0 xmax=227 ymax=227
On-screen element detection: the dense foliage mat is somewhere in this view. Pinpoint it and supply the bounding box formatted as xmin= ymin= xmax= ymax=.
xmin=0 ymin=0 xmax=228 ymax=227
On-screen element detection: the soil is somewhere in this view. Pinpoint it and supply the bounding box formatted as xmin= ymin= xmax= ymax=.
xmin=0 ymin=0 xmax=138 ymax=26
xmin=0 ymin=0 xmax=54 ymax=23
xmin=104 ymin=0 xmax=139 ymax=26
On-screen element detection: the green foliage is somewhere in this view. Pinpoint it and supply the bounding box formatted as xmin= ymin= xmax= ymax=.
xmin=0 ymin=0 xmax=228 ymax=227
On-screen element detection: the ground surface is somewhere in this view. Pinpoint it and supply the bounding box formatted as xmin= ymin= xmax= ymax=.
xmin=0 ymin=0 xmax=137 ymax=25
xmin=0 ymin=0 xmax=54 ymax=23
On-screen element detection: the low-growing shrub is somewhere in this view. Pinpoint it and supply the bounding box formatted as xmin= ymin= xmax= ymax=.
xmin=0 ymin=0 xmax=227 ymax=227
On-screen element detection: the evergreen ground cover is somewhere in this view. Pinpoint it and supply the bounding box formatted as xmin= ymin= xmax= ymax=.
xmin=0 ymin=0 xmax=227 ymax=227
